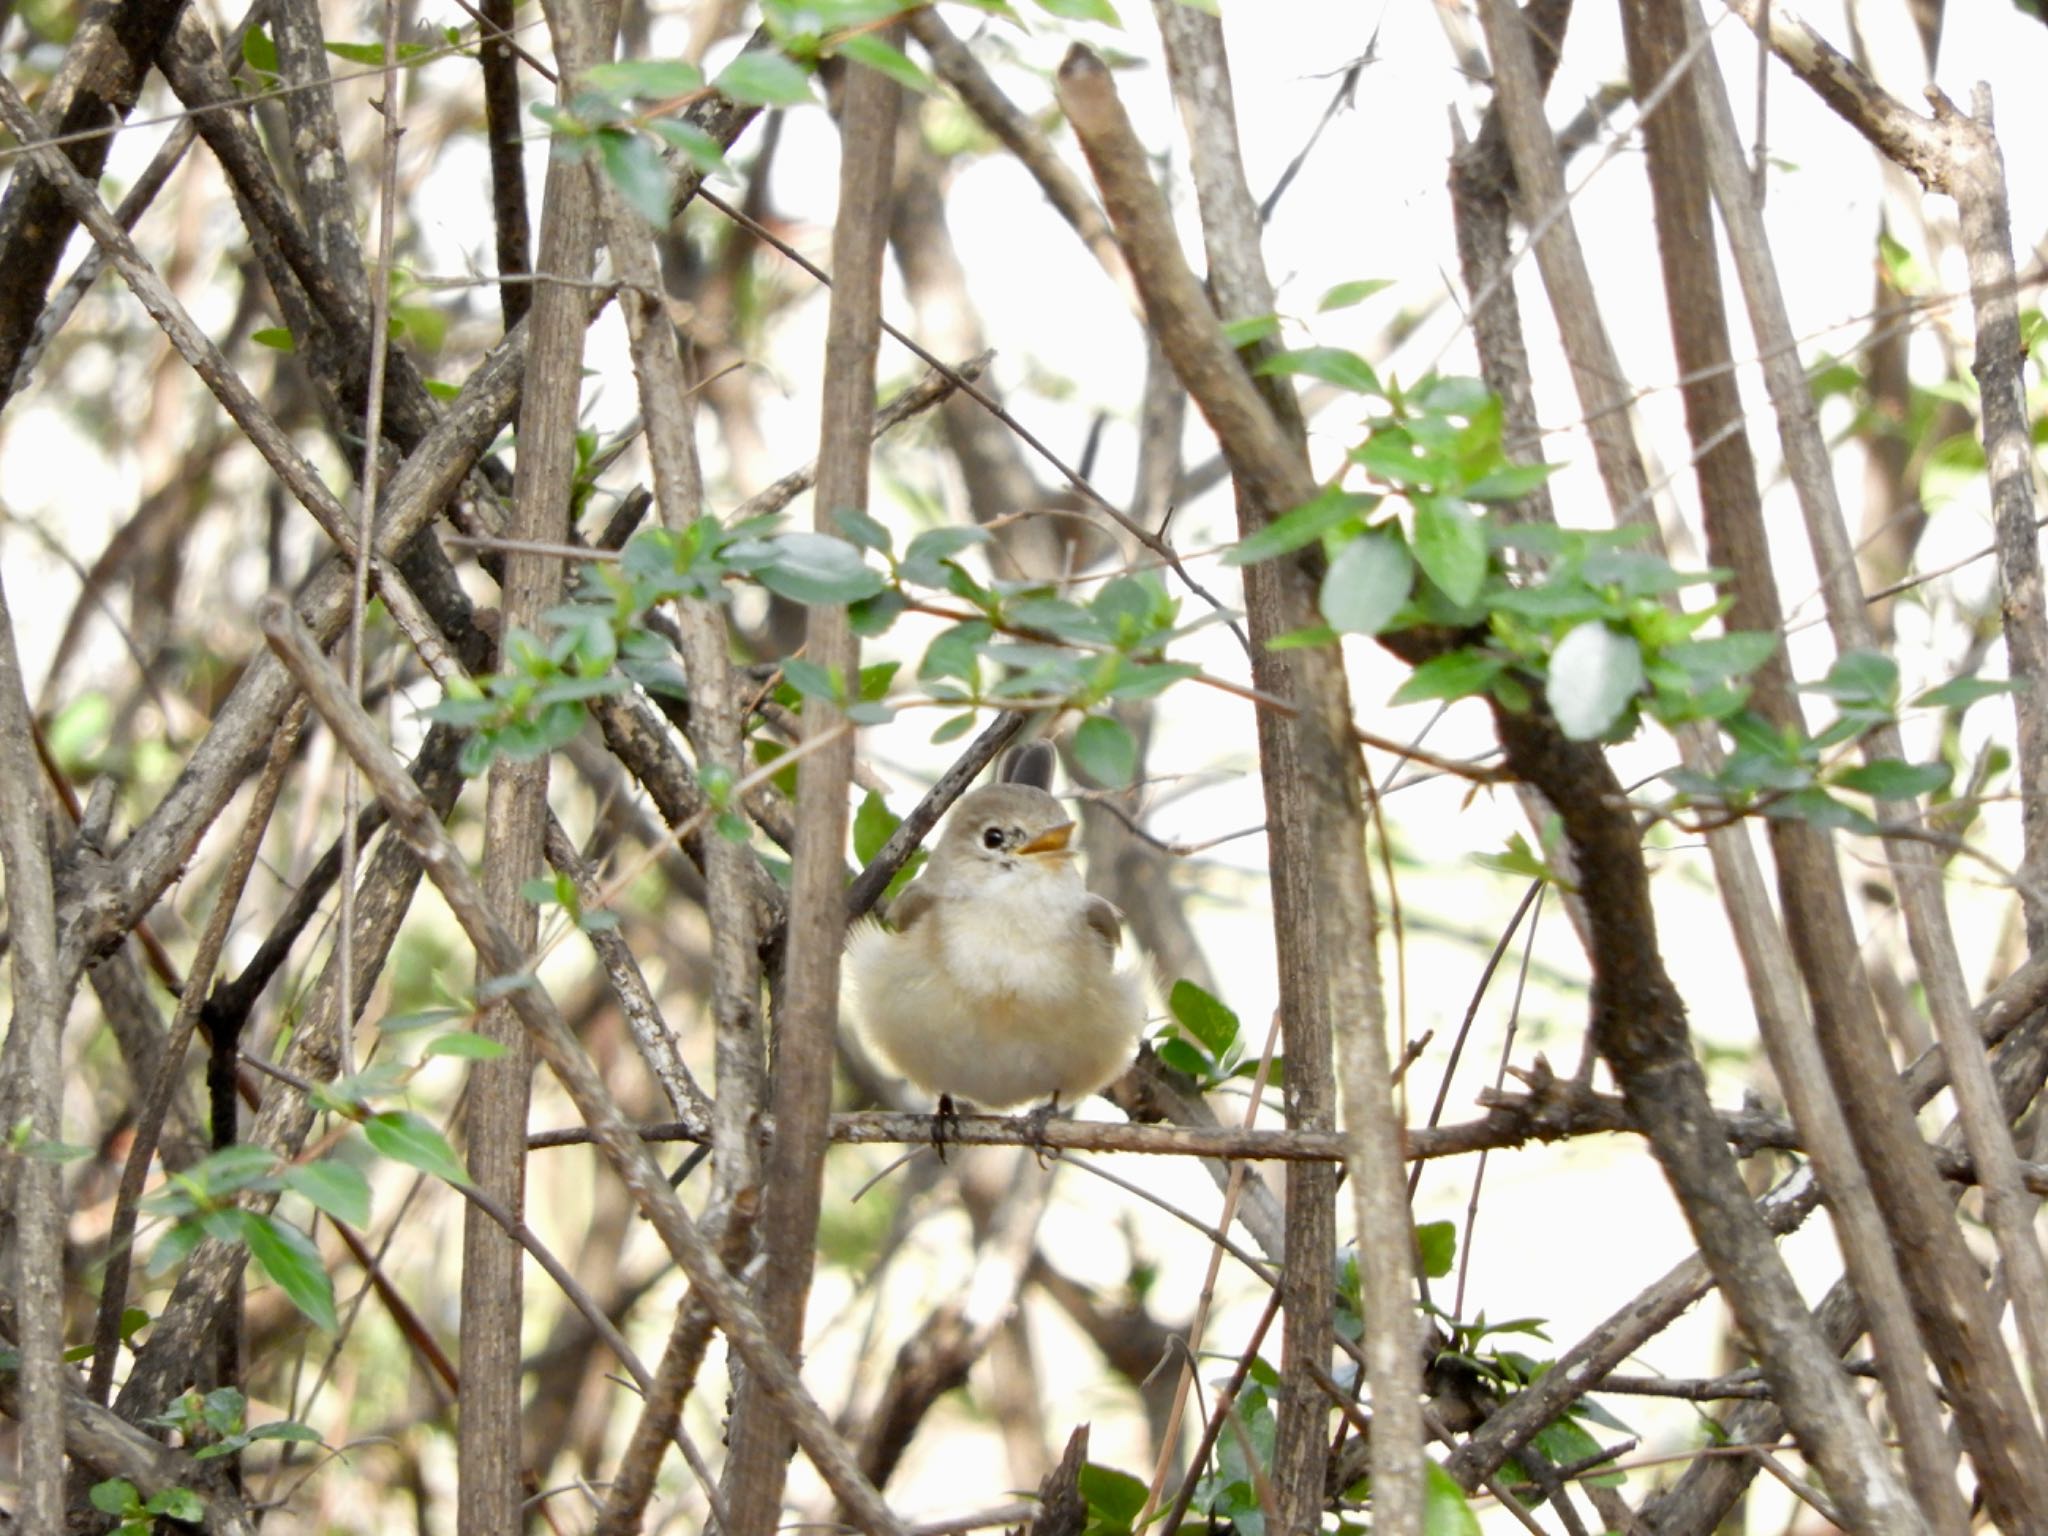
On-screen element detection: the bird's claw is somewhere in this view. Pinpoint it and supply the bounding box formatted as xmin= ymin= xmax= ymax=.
xmin=931 ymin=1093 xmax=960 ymax=1163
xmin=1021 ymin=1095 xmax=1061 ymax=1169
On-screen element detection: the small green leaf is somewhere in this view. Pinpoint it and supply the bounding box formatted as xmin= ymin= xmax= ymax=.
xmin=1546 ymin=621 xmax=1644 ymax=740
xmin=1221 ymin=312 xmax=1281 ymax=347
xmin=378 ymin=1006 xmax=470 ymax=1034
xmin=919 ymin=620 xmax=991 ymax=684
xmin=1764 ymin=787 xmax=1878 ymax=835
xmin=1078 ymin=1462 xmax=1149 ymax=1525
xmin=781 ymin=657 xmax=839 ymax=700
xmin=1912 ymin=675 xmax=2018 ymax=711
xmin=751 ymin=532 xmax=886 ymax=604
xmin=1318 ymin=278 xmax=1394 ymax=311
xmin=646 ymin=117 xmax=733 ymax=179
xmin=582 ymin=58 xmax=704 ymax=99
xmin=283 ymin=1160 xmax=371 ymax=1228
xmin=1662 ymin=630 xmax=1778 ymax=686
xmin=831 ymin=507 xmax=892 ymax=553
xmin=1225 ymin=485 xmax=1373 ymax=567
xmin=364 ymin=1110 xmax=474 ymax=1189
xmin=242 ymin=1213 xmax=339 ymax=1333
xmin=1391 ymin=649 xmax=1503 ymax=706
xmin=1832 ymin=758 xmax=1952 ymax=800
xmin=1423 ymin=1459 xmax=1483 ymax=1536
xmin=834 ymin=31 xmax=934 ymax=92
xmin=853 ymin=791 xmax=900 ymax=866
xmin=1253 ymin=344 xmax=1380 ymax=396
xmin=1410 ymin=495 xmax=1486 ymax=607
xmin=423 ymin=1031 xmax=511 ymax=1060
xmin=712 ymin=50 xmax=814 ymax=106
xmin=1169 ymin=980 xmax=1240 ymax=1059
xmin=1035 ymin=0 xmax=1121 ymax=21
xmin=1073 ymin=716 xmax=1136 ymax=788
xmin=1319 ymin=530 xmax=1412 ymax=636
xmin=1415 ymin=1219 xmax=1456 ymax=1279
xmin=251 ymin=327 xmax=296 ymax=353
xmin=899 ymin=525 xmax=990 ymax=587
xmin=930 ymin=710 xmax=977 ymax=743
xmin=242 ymin=26 xmax=278 ymax=75
xmin=1804 ymin=648 xmax=1898 ymax=708
xmin=597 ymin=129 xmax=673 ymax=226
xmin=90 ymin=1480 xmax=140 ymax=1516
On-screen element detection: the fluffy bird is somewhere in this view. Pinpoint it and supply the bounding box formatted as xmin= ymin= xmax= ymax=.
xmin=847 ymin=778 xmax=1145 ymax=1119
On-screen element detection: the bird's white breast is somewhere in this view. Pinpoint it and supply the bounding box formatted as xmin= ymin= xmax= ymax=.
xmin=846 ymin=861 xmax=1145 ymax=1110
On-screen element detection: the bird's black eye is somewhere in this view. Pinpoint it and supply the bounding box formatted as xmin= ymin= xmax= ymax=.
xmin=981 ymin=826 xmax=1005 ymax=850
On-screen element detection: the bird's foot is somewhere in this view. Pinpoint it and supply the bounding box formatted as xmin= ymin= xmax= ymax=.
xmin=931 ymin=1093 xmax=961 ymax=1163
xmin=1021 ymin=1095 xmax=1061 ymax=1169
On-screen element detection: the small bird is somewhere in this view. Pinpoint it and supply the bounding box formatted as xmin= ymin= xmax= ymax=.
xmin=846 ymin=771 xmax=1146 ymax=1133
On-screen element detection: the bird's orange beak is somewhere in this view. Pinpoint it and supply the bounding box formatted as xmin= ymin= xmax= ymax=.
xmin=1018 ymin=822 xmax=1074 ymax=855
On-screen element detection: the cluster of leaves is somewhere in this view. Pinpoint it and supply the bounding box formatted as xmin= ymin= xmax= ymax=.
xmin=433 ymin=504 xmax=1205 ymax=793
xmin=1661 ymin=650 xmax=2003 ymax=833
xmin=542 ymin=0 xmax=1125 ymax=229
xmin=142 ymin=1145 xmax=367 ymax=1335
xmin=1151 ymin=979 xmax=1275 ymax=1090
xmin=144 ymin=1386 xmax=322 ymax=1462
xmin=90 ymin=1390 xmax=318 ymax=1535
xmin=140 ymin=1006 xmax=494 ymax=1335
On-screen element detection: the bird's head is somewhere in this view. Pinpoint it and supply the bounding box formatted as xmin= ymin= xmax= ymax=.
xmin=930 ymin=783 xmax=1077 ymax=887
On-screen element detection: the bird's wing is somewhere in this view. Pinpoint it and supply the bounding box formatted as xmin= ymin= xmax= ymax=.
xmin=888 ymin=880 xmax=938 ymax=933
xmin=1083 ymin=894 xmax=1124 ymax=951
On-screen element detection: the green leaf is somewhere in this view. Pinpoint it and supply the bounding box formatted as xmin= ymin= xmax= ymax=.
xmin=712 ymin=50 xmax=814 ymax=106
xmin=1546 ymin=621 xmax=1644 ymax=740
xmin=1391 ymin=649 xmax=1503 ymax=706
xmin=1078 ymin=1462 xmax=1149 ymax=1526
xmin=423 ymin=1031 xmax=511 ymax=1060
xmin=251 ymin=326 xmax=296 ymax=353
xmin=1319 ymin=530 xmax=1412 ymax=636
xmin=583 ymin=58 xmax=704 ymax=99
xmin=1034 ymin=0 xmax=1121 ymax=21
xmin=1912 ymin=675 xmax=2018 ymax=710
xmin=831 ymin=506 xmax=893 ymax=553
xmin=781 ymin=657 xmax=839 ymax=700
xmin=1831 ymin=758 xmax=1952 ymax=799
xmin=1169 ymin=980 xmax=1240 ymax=1059
xmin=242 ymin=1213 xmax=338 ymax=1333
xmin=930 ymin=710 xmax=977 ymax=744
xmin=1423 ymin=1459 xmax=1483 ymax=1536
xmin=1253 ymin=344 xmax=1380 ymax=395
xmin=1221 ymin=312 xmax=1281 ymax=347
xmin=597 ymin=129 xmax=673 ymax=226
xmin=834 ymin=31 xmax=934 ymax=92
xmin=1662 ymin=630 xmax=1778 ymax=686
xmin=1415 ymin=1219 xmax=1456 ymax=1279
xmin=242 ymin=26 xmax=278 ymax=75
xmin=283 ymin=1160 xmax=371 ymax=1228
xmin=752 ymin=532 xmax=886 ymax=604
xmin=1154 ymin=1036 xmax=1211 ymax=1080
xmin=378 ymin=1005 xmax=470 ymax=1034
xmin=364 ymin=1110 xmax=474 ymax=1189
xmin=1461 ymin=461 xmax=1557 ymax=502
xmin=1073 ymin=715 xmax=1136 ymax=788
xmin=1764 ymin=787 xmax=1878 ymax=835
xmin=853 ymin=791 xmax=900 ymax=865
xmin=1319 ymin=278 xmax=1394 ymax=311
xmin=1224 ymin=485 xmax=1373 ymax=566
xmin=90 ymin=1480 xmax=140 ymax=1516
xmin=1804 ymin=648 xmax=1898 ymax=708
xmin=919 ymin=619 xmax=991 ymax=684
xmin=1410 ymin=495 xmax=1486 ymax=607
xmin=645 ymin=116 xmax=733 ymax=179
xmin=899 ymin=525 xmax=990 ymax=587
